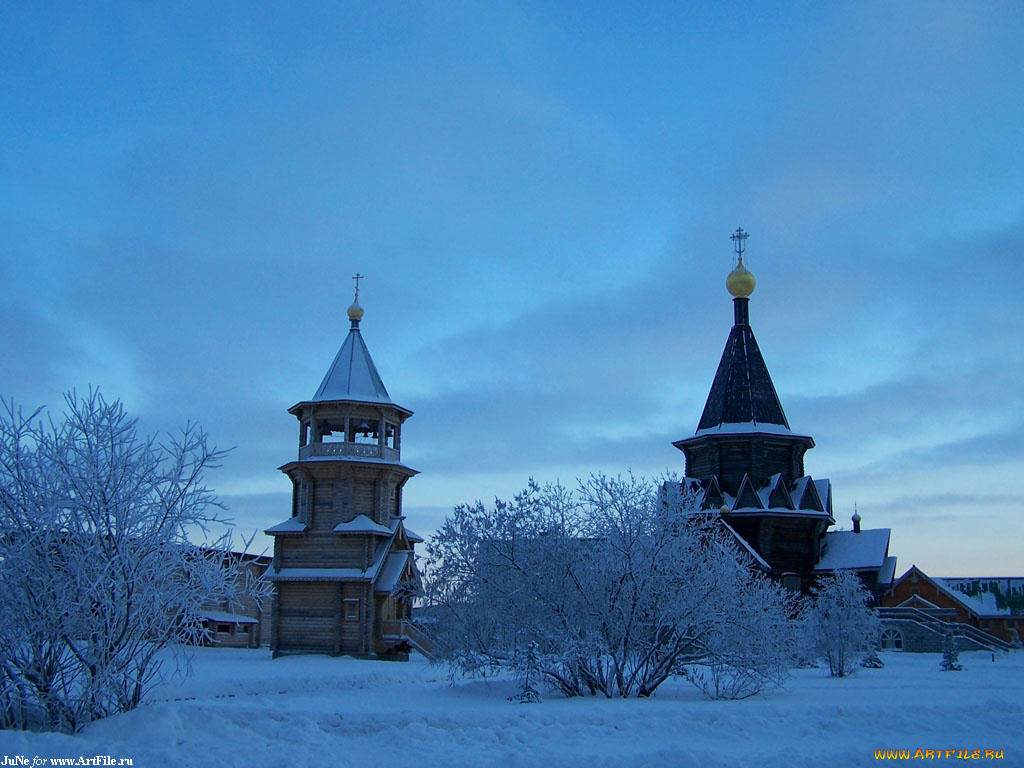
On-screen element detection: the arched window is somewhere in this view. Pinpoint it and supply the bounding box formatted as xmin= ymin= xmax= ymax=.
xmin=881 ymin=628 xmax=903 ymax=650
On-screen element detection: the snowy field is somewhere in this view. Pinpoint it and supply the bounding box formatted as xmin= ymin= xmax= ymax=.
xmin=1 ymin=648 xmax=1021 ymax=768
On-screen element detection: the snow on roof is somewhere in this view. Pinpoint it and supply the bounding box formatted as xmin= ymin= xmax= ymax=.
xmin=404 ymin=527 xmax=424 ymax=544
xmin=311 ymin=325 xmax=393 ymax=405
xmin=935 ymin=579 xmax=1011 ymax=617
xmin=366 ymin=537 xmax=393 ymax=580
xmin=692 ymin=421 xmax=810 ymax=439
xmin=334 ymin=515 xmax=393 ymax=536
xmin=268 ymin=567 xmax=368 ymax=581
xmin=755 ymin=474 xmax=777 ymax=509
xmin=270 ymin=533 xmax=396 ymax=582
xmin=719 ymin=520 xmax=770 ymax=571
xmin=710 ymin=476 xmax=831 ymax=519
xmin=283 ymin=454 xmax=418 ymax=472
xmin=814 ymin=528 xmax=890 ymax=572
xmin=265 ymin=517 xmax=307 ymax=534
xmin=878 ymin=555 xmax=898 ymax=587
xmin=201 ymin=610 xmax=259 ymax=625
xmin=813 ymin=479 xmax=831 ymax=512
xmin=897 ymin=594 xmax=945 ymax=610
xmin=375 ymin=552 xmax=410 ymax=594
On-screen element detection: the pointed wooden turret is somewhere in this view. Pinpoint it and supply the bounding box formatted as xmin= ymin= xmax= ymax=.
xmin=674 ymin=231 xmax=814 ymax=496
xmin=673 ymin=230 xmax=833 ymax=588
xmin=266 ymin=278 xmax=425 ymax=658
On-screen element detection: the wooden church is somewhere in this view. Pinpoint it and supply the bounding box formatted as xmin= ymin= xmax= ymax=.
xmin=264 ymin=282 xmax=428 ymax=657
xmin=674 ymin=230 xmax=897 ymax=596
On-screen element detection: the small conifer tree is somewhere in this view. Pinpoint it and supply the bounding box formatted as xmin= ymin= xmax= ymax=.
xmin=861 ymin=645 xmax=884 ymax=669
xmin=509 ymin=641 xmax=542 ymax=703
xmin=940 ymin=630 xmax=962 ymax=671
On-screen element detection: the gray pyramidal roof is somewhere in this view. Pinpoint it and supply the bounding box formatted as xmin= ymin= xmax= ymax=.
xmin=311 ymin=325 xmax=393 ymax=405
xmin=696 ymin=308 xmax=790 ymax=431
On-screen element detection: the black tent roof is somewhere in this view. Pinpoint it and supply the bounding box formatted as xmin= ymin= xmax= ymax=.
xmin=696 ymin=303 xmax=790 ymax=432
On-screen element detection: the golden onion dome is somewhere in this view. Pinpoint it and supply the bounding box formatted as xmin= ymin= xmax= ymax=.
xmin=347 ymin=298 xmax=364 ymax=322
xmin=726 ymin=256 xmax=756 ymax=298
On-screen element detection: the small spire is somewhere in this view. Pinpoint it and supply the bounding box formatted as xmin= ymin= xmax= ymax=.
xmin=348 ymin=272 xmax=365 ymax=327
xmin=852 ymin=503 xmax=861 ymax=533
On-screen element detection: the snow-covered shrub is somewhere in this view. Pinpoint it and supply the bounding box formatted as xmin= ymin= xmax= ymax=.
xmin=940 ymin=630 xmax=962 ymax=671
xmin=0 ymin=391 xmax=246 ymax=731
xmin=424 ymin=474 xmax=796 ymax=700
xmin=803 ymin=569 xmax=880 ymax=678
xmin=861 ymin=647 xmax=884 ymax=669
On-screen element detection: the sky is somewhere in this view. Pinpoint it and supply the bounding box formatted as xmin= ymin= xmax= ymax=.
xmin=2 ymin=1 xmax=1023 ymax=575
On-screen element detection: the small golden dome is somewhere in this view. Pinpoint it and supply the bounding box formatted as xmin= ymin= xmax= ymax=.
xmin=347 ymin=298 xmax=364 ymax=322
xmin=726 ymin=256 xmax=756 ymax=298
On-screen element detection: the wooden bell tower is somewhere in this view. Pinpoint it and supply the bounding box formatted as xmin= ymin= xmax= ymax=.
xmin=266 ymin=278 xmax=425 ymax=657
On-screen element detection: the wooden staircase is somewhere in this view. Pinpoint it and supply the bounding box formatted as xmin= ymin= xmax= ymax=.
xmin=380 ymin=619 xmax=435 ymax=658
xmin=878 ymin=607 xmax=1013 ymax=652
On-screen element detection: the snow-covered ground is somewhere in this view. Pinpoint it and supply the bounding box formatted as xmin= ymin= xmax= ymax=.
xmin=2 ymin=649 xmax=1021 ymax=767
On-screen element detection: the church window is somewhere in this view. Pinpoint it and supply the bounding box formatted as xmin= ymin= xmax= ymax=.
xmin=344 ymin=599 xmax=360 ymax=621
xmin=880 ymin=628 xmax=903 ymax=650
xmin=782 ymin=573 xmax=801 ymax=593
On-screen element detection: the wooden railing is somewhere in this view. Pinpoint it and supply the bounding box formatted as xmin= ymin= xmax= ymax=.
xmin=878 ymin=607 xmax=1013 ymax=651
xmin=380 ymin=619 xmax=434 ymax=656
xmin=299 ymin=442 xmax=400 ymax=462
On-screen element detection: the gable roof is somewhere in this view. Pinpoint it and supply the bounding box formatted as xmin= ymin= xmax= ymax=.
xmin=891 ymin=566 xmax=1012 ymax=617
xmin=333 ymin=515 xmax=394 ymax=536
xmin=697 ymin=321 xmax=790 ymax=432
xmin=312 ymin=325 xmax=393 ymax=405
xmin=814 ymin=528 xmax=891 ymax=572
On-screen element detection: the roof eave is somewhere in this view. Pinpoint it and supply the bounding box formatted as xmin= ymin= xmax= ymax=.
xmin=288 ymin=399 xmax=414 ymax=418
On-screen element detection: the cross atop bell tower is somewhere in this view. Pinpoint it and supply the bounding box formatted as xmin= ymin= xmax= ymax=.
xmin=730 ymin=226 xmax=749 ymax=260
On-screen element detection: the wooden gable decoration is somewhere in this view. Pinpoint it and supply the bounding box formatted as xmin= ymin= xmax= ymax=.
xmin=795 ymin=476 xmax=824 ymax=512
xmin=734 ymin=474 xmax=764 ymax=510
xmin=767 ymin=474 xmax=795 ymax=510
xmin=701 ymin=476 xmax=726 ymax=510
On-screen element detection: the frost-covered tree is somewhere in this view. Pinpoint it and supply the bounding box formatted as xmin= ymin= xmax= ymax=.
xmin=0 ymin=390 xmax=247 ymax=731
xmin=508 ymin=641 xmax=542 ymax=704
xmin=804 ymin=569 xmax=880 ymax=678
xmin=940 ymin=630 xmax=962 ymax=671
xmin=424 ymin=475 xmax=797 ymax=700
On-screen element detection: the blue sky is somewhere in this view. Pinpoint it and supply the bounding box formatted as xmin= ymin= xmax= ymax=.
xmin=2 ymin=2 xmax=1023 ymax=574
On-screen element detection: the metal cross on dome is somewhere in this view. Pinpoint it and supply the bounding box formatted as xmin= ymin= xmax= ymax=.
xmin=352 ymin=272 xmax=364 ymax=300
xmin=730 ymin=227 xmax=749 ymax=258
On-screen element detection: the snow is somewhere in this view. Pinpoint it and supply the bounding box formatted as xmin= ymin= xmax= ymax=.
xmin=267 ymin=566 xmax=367 ymax=580
xmin=2 ymin=647 xmax=1021 ymax=767
xmin=334 ymin=514 xmax=394 ymax=535
xmin=200 ymin=611 xmax=258 ymax=625
xmin=936 ymin=579 xmax=1012 ymax=617
xmin=692 ymin=420 xmax=810 ymax=438
xmin=879 ymin=555 xmax=898 ymax=586
xmin=814 ymin=528 xmax=890 ymax=571
xmin=719 ymin=519 xmax=771 ymax=571
xmin=375 ymin=551 xmax=410 ymax=593
xmin=264 ymin=517 xmax=306 ymax=534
